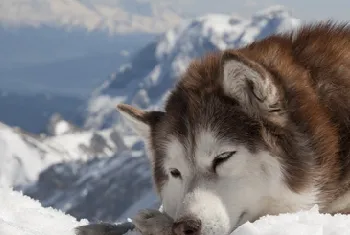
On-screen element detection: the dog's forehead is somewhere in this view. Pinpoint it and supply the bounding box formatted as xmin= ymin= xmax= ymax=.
xmin=152 ymin=92 xmax=263 ymax=161
xmin=162 ymin=129 xmax=239 ymax=166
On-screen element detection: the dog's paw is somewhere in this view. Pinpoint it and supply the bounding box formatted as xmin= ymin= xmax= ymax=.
xmin=74 ymin=222 xmax=135 ymax=235
xmin=132 ymin=209 xmax=174 ymax=235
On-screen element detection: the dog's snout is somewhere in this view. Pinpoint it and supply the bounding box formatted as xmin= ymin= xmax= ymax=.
xmin=173 ymin=217 xmax=202 ymax=235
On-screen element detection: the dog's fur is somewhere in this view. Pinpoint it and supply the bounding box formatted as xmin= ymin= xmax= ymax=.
xmin=77 ymin=21 xmax=350 ymax=235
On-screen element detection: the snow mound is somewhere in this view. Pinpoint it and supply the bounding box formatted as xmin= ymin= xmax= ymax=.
xmin=0 ymin=187 xmax=88 ymax=235
xmin=1 ymin=187 xmax=350 ymax=235
xmin=233 ymin=206 xmax=350 ymax=235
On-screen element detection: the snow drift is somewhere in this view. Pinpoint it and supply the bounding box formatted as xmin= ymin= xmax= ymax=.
xmin=1 ymin=187 xmax=350 ymax=235
xmin=0 ymin=187 xmax=88 ymax=235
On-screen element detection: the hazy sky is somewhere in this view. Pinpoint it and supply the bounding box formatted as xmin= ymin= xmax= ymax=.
xmin=89 ymin=0 xmax=350 ymax=22
xmin=172 ymin=0 xmax=350 ymax=22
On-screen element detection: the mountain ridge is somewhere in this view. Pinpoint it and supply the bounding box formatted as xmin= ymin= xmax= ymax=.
xmin=83 ymin=5 xmax=301 ymax=131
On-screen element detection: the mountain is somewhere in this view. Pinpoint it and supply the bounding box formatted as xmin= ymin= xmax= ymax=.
xmin=19 ymin=6 xmax=303 ymax=224
xmin=83 ymin=5 xmax=301 ymax=130
xmin=0 ymin=121 xmax=128 ymax=188
xmin=23 ymin=150 xmax=159 ymax=223
xmin=46 ymin=113 xmax=81 ymax=136
xmin=0 ymin=0 xmax=182 ymax=34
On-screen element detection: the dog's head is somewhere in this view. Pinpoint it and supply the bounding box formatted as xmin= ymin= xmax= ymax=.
xmin=117 ymin=51 xmax=317 ymax=235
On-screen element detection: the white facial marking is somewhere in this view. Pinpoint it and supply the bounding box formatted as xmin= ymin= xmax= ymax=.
xmin=194 ymin=130 xmax=238 ymax=170
xmin=158 ymin=130 xmax=319 ymax=235
xmin=161 ymin=136 xmax=189 ymax=218
xmin=181 ymin=188 xmax=230 ymax=235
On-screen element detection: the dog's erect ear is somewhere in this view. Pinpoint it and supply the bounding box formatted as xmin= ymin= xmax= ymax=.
xmin=220 ymin=51 xmax=285 ymax=123
xmin=116 ymin=103 xmax=164 ymax=139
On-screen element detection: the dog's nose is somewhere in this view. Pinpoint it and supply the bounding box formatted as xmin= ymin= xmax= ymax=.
xmin=173 ymin=217 xmax=202 ymax=235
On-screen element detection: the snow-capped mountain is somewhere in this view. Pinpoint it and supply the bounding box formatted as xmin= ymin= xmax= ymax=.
xmin=83 ymin=5 xmax=301 ymax=130
xmin=46 ymin=113 xmax=81 ymax=136
xmin=23 ymin=150 xmax=158 ymax=223
xmin=0 ymin=122 xmax=67 ymax=187
xmin=0 ymin=122 xmax=129 ymax=188
xmin=0 ymin=0 xmax=182 ymax=34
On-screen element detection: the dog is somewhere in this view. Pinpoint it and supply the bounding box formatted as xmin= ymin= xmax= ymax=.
xmin=77 ymin=21 xmax=350 ymax=235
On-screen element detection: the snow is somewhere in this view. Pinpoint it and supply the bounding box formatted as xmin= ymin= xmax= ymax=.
xmin=55 ymin=120 xmax=71 ymax=135
xmin=0 ymin=121 xmax=129 ymax=188
xmin=1 ymin=187 xmax=350 ymax=235
xmin=0 ymin=187 xmax=88 ymax=235
xmin=233 ymin=206 xmax=350 ymax=235
xmin=43 ymin=132 xmax=98 ymax=158
xmin=0 ymin=123 xmax=70 ymax=187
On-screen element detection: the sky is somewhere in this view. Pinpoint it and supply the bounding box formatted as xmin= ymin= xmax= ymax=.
xmin=173 ymin=0 xmax=350 ymax=22
xmin=86 ymin=0 xmax=350 ymax=22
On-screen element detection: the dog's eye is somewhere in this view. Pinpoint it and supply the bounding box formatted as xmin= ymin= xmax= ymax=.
xmin=170 ymin=168 xmax=182 ymax=179
xmin=213 ymin=151 xmax=236 ymax=172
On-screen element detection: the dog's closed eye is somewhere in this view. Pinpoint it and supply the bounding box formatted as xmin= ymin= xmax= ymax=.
xmin=212 ymin=151 xmax=236 ymax=173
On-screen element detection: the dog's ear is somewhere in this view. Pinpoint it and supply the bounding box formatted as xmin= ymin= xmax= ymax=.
xmin=116 ymin=104 xmax=164 ymax=139
xmin=220 ymin=51 xmax=285 ymax=124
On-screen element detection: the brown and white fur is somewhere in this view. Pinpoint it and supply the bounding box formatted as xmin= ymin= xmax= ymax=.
xmin=116 ymin=21 xmax=350 ymax=235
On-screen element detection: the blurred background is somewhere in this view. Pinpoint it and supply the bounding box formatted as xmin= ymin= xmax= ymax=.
xmin=0 ymin=0 xmax=348 ymax=224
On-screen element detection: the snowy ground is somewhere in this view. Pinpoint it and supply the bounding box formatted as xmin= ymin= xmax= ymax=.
xmin=233 ymin=207 xmax=350 ymax=235
xmin=1 ymin=187 xmax=350 ymax=235
xmin=0 ymin=187 xmax=88 ymax=235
